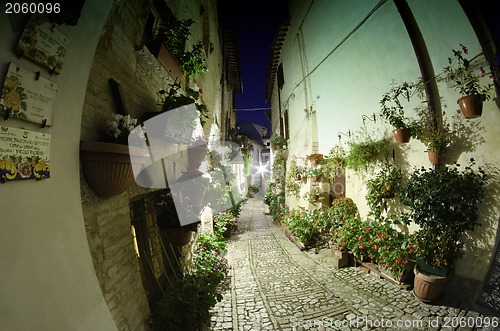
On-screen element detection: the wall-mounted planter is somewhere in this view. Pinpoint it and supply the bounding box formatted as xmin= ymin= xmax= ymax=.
xmin=146 ymin=42 xmax=183 ymax=81
xmin=80 ymin=141 xmax=148 ymax=198
xmin=426 ymin=150 xmax=440 ymax=165
xmin=457 ymin=95 xmax=483 ymax=119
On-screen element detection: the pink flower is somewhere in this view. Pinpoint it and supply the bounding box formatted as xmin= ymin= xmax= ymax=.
xmin=460 ymin=43 xmax=468 ymax=54
xmin=480 ymin=67 xmax=486 ymax=77
xmin=198 ymin=88 xmax=204 ymax=94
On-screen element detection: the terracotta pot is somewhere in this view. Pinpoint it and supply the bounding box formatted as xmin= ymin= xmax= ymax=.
xmin=457 ymin=95 xmax=483 ymax=119
xmin=80 ymin=141 xmax=148 ymax=198
xmin=311 ymin=175 xmax=318 ymax=182
xmin=162 ymin=228 xmax=193 ymax=246
xmin=426 ymin=150 xmax=440 ymax=165
xmin=310 ymin=160 xmax=317 ymax=166
xmin=413 ymin=265 xmax=450 ymax=302
xmin=393 ymin=128 xmax=411 ymax=144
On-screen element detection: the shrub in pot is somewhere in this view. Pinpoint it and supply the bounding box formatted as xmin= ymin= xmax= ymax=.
xmin=400 ymin=159 xmax=487 ymax=301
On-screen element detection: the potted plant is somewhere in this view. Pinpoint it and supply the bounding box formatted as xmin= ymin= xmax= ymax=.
xmin=270 ymin=134 xmax=287 ymax=150
xmin=365 ymin=163 xmax=403 ymax=219
xmin=147 ymin=17 xmax=207 ymax=78
xmin=306 ymin=153 xmax=324 ymax=166
xmin=380 ymin=81 xmax=420 ymax=143
xmin=400 ymin=159 xmax=487 ymax=302
xmin=442 ymin=43 xmax=494 ymax=118
xmin=282 ymin=207 xmax=320 ymax=248
xmin=346 ymin=132 xmax=391 ymax=172
xmin=80 ymin=113 xmax=149 ymax=198
xmin=304 ymin=187 xmax=323 ymax=205
xmin=414 ymin=108 xmax=453 ymax=165
xmin=213 ymin=210 xmax=238 ymax=239
xmin=152 ymin=232 xmax=229 ymax=330
xmin=305 ymin=167 xmax=325 ymax=182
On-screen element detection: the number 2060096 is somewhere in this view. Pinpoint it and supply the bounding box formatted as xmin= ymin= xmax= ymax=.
xmin=5 ymin=3 xmax=60 ymax=14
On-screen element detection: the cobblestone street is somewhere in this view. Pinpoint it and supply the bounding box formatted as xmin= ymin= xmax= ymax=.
xmin=210 ymin=197 xmax=498 ymax=331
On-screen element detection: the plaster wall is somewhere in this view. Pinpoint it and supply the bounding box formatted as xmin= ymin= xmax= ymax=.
xmin=0 ymin=0 xmax=118 ymax=330
xmin=275 ymin=0 xmax=500 ymax=287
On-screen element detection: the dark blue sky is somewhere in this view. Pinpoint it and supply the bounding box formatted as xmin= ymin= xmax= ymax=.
xmin=219 ymin=1 xmax=289 ymax=136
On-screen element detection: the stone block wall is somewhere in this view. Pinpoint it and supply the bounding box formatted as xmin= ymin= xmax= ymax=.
xmin=79 ymin=0 xmax=226 ymax=329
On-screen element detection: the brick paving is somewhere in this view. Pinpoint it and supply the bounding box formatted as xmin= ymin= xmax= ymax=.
xmin=210 ymin=197 xmax=498 ymax=331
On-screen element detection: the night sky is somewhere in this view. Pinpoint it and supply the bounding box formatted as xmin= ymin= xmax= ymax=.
xmin=219 ymin=0 xmax=289 ymax=136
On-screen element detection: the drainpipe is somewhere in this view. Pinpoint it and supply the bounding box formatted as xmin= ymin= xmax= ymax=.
xmin=393 ymin=0 xmax=441 ymax=127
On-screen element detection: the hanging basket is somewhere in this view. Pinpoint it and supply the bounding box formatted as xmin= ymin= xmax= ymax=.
xmin=457 ymin=95 xmax=483 ymax=119
xmin=393 ymin=128 xmax=411 ymax=144
xmin=80 ymin=141 xmax=148 ymax=198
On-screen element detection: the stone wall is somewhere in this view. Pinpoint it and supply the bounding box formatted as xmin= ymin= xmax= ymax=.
xmin=478 ymin=240 xmax=500 ymax=315
xmin=79 ymin=0 xmax=226 ymax=329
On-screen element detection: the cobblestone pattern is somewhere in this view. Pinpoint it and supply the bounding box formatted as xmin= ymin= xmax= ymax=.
xmin=210 ymin=198 xmax=498 ymax=331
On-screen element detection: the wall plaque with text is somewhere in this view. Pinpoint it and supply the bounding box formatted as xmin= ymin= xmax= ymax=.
xmin=0 ymin=126 xmax=51 ymax=182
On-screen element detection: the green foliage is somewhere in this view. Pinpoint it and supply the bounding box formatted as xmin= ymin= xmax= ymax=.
xmin=379 ymin=81 xmax=420 ymax=136
xmin=346 ymin=133 xmax=391 ymax=172
xmin=213 ymin=211 xmax=237 ymax=240
xmin=414 ymin=107 xmax=454 ymax=152
xmin=303 ymin=188 xmax=322 ymax=205
xmin=197 ymin=231 xmax=227 ymax=252
xmin=159 ymin=82 xmax=209 ymax=126
xmin=365 ymin=163 xmax=403 ymax=219
xmin=154 ymin=17 xmax=207 ymax=77
xmin=304 ymin=167 xmax=325 ymax=179
xmin=282 ymin=198 xmax=359 ymax=247
xmin=264 ymin=183 xmax=288 ymax=222
xmin=325 ymin=146 xmax=347 ymax=180
xmin=282 ymin=207 xmax=320 ymax=244
xmin=306 ymin=153 xmax=324 ymax=165
xmin=179 ymin=42 xmax=208 ymax=77
xmin=152 ymin=232 xmax=229 ymax=331
xmin=331 ymin=215 xmax=415 ymax=278
xmin=400 ymin=159 xmax=487 ymax=268
xmin=270 ymin=134 xmax=287 ymax=149
xmin=442 ymin=44 xmax=493 ymax=98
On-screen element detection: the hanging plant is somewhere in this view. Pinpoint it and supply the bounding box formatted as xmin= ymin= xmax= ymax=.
xmin=442 ymin=43 xmax=494 ymax=118
xmin=325 ymin=146 xmax=347 ymax=180
xmin=379 ymin=81 xmax=421 ymax=143
xmin=346 ymin=132 xmax=391 ymax=172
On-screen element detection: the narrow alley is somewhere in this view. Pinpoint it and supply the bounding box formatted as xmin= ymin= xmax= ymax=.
xmin=210 ymin=197 xmax=494 ymax=331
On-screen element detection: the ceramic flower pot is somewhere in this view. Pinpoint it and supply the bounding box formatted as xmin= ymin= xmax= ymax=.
xmin=413 ymin=265 xmax=450 ymax=302
xmin=426 ymin=150 xmax=440 ymax=165
xmin=457 ymin=95 xmax=483 ymax=119
xmin=80 ymin=141 xmax=148 ymax=198
xmin=393 ymin=128 xmax=411 ymax=144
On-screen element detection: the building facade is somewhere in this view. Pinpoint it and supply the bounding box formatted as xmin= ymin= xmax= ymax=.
xmin=267 ymin=0 xmax=500 ymax=312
